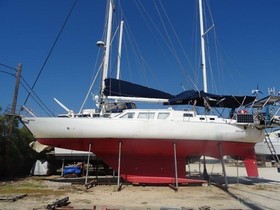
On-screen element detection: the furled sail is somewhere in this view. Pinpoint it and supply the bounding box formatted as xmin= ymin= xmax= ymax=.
xmin=104 ymin=79 xmax=255 ymax=108
xmin=166 ymin=89 xmax=256 ymax=108
xmin=103 ymin=78 xmax=174 ymax=99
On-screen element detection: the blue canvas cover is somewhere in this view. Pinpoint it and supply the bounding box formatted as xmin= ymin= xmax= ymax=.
xmin=63 ymin=166 xmax=81 ymax=176
xmin=166 ymin=90 xmax=256 ymax=108
xmin=104 ymin=78 xmax=174 ymax=99
xmin=103 ymin=78 xmax=255 ymax=109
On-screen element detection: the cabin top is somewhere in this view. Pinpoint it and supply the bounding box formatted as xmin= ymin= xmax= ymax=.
xmin=113 ymin=108 xmax=228 ymax=123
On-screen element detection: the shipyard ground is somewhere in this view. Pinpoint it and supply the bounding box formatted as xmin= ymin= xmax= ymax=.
xmin=0 ymin=163 xmax=280 ymax=210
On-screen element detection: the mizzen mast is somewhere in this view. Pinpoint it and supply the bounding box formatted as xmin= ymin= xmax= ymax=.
xmin=117 ymin=20 xmax=124 ymax=79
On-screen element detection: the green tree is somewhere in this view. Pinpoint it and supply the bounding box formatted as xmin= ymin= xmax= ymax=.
xmin=0 ymin=112 xmax=36 ymax=178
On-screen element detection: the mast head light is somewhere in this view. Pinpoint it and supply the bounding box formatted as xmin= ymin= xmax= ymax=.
xmin=97 ymin=41 xmax=105 ymax=48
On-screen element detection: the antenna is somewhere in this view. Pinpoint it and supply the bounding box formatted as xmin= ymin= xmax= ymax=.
xmin=268 ymin=87 xmax=275 ymax=95
xmin=251 ymin=84 xmax=263 ymax=96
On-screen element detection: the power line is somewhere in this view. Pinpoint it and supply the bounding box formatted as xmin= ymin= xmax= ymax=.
xmin=0 ymin=69 xmax=16 ymax=77
xmin=0 ymin=63 xmax=17 ymax=71
xmin=20 ymin=76 xmax=55 ymax=116
xmin=0 ymin=66 xmax=54 ymax=116
xmin=23 ymin=0 xmax=78 ymax=108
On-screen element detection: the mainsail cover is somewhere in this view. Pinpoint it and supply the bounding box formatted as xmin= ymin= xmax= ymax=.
xmin=166 ymin=90 xmax=256 ymax=108
xmin=103 ymin=79 xmax=255 ymax=108
xmin=104 ymin=78 xmax=174 ymax=99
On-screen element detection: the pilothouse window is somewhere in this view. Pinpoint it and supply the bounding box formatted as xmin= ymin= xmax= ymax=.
xmin=157 ymin=113 xmax=170 ymax=119
xmin=183 ymin=113 xmax=193 ymax=117
xmin=138 ymin=112 xmax=155 ymax=119
xmin=120 ymin=112 xmax=135 ymax=119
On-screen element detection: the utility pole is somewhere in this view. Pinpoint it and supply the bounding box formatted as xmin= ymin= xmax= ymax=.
xmin=8 ymin=63 xmax=22 ymax=137
xmin=5 ymin=63 xmax=22 ymax=178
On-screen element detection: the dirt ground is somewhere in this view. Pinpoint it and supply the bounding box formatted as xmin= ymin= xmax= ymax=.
xmin=0 ymin=164 xmax=280 ymax=210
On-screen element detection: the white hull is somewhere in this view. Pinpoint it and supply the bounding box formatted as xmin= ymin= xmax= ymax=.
xmin=255 ymin=141 xmax=280 ymax=155
xmin=21 ymin=109 xmax=265 ymax=181
xmin=22 ymin=109 xmax=264 ymax=143
xmin=255 ymin=130 xmax=280 ymax=156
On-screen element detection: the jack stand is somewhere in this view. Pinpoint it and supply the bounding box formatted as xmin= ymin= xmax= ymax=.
xmin=169 ymin=184 xmax=178 ymax=192
xmin=168 ymin=143 xmax=179 ymax=191
xmin=218 ymin=143 xmax=228 ymax=189
xmin=117 ymin=183 xmax=123 ymax=191
xmin=61 ymin=159 xmax=65 ymax=177
xmin=117 ymin=141 xmax=122 ymax=191
xmin=85 ymin=143 xmax=92 ymax=186
xmin=203 ymin=155 xmax=209 ymax=181
xmin=173 ymin=143 xmax=179 ymax=190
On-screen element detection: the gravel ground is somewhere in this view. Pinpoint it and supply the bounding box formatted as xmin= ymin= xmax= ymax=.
xmin=0 ymin=163 xmax=279 ymax=210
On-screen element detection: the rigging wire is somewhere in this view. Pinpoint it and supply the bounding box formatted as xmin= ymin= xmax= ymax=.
xmin=20 ymin=76 xmax=54 ymax=116
xmin=203 ymin=0 xmax=218 ymax=94
xmin=192 ymin=1 xmax=200 ymax=87
xmin=132 ymin=0 xmax=168 ymax=86
xmin=203 ymin=0 xmax=240 ymax=95
xmin=123 ymin=22 xmax=149 ymax=84
xmin=156 ymin=0 xmax=199 ymax=91
xmin=85 ymin=0 xmax=108 ymax=102
xmin=23 ymin=0 xmax=78 ymax=108
xmin=133 ymin=0 xmax=198 ymax=91
xmin=205 ymin=0 xmax=245 ymax=95
xmin=80 ymin=0 xmax=116 ymax=111
xmin=116 ymin=1 xmax=151 ymax=86
xmin=79 ymin=62 xmax=103 ymax=113
xmin=79 ymin=47 xmax=103 ymax=112
xmin=80 ymin=0 xmax=126 ymax=111
xmin=156 ymin=1 xmax=197 ymax=80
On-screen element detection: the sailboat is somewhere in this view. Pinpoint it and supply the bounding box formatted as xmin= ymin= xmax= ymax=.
xmin=20 ymin=0 xmax=278 ymax=184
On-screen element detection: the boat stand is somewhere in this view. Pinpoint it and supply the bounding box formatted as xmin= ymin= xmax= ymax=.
xmin=85 ymin=143 xmax=92 ymax=185
xmin=218 ymin=143 xmax=228 ymax=189
xmin=117 ymin=141 xmax=122 ymax=191
xmin=169 ymin=143 xmax=179 ymax=191
xmin=187 ymin=160 xmax=191 ymax=177
xmin=202 ymin=155 xmax=209 ymax=181
xmin=60 ymin=159 xmax=65 ymax=177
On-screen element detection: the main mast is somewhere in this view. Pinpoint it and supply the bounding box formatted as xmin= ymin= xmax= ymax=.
xmin=101 ymin=0 xmax=114 ymax=96
xmin=198 ymin=0 xmax=207 ymax=93
xmin=99 ymin=0 xmax=114 ymax=113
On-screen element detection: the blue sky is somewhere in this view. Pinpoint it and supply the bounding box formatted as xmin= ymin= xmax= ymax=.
xmin=1 ymin=0 xmax=280 ymax=116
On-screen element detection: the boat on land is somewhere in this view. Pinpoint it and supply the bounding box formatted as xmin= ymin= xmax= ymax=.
xmin=255 ymin=129 xmax=280 ymax=160
xmin=20 ymin=0 xmax=279 ymax=184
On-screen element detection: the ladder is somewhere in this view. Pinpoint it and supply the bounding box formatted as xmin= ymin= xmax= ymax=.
xmin=264 ymin=130 xmax=280 ymax=168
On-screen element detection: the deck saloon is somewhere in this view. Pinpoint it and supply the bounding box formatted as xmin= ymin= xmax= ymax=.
xmin=20 ymin=0 xmax=280 ymax=186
